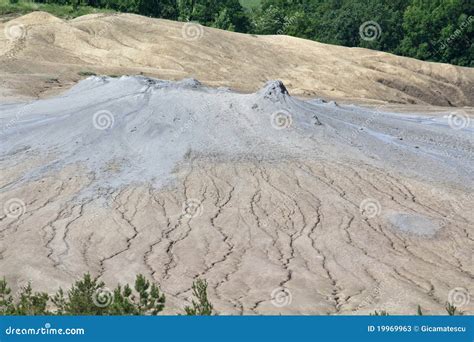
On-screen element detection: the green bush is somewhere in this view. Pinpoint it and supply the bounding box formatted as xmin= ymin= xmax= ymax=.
xmin=445 ymin=302 xmax=463 ymax=316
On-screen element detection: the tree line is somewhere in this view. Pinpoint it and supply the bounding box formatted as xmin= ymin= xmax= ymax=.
xmin=23 ymin=0 xmax=474 ymax=66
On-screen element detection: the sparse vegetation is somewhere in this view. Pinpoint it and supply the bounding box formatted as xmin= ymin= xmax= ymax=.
xmin=2 ymin=276 xmax=466 ymax=317
xmin=78 ymin=71 xmax=97 ymax=77
xmin=0 ymin=278 xmax=15 ymax=315
xmin=417 ymin=305 xmax=423 ymax=316
xmin=0 ymin=0 xmax=114 ymax=18
xmin=445 ymin=302 xmax=463 ymax=316
xmin=14 ymin=283 xmax=49 ymax=315
xmin=0 ymin=274 xmax=211 ymax=316
xmin=184 ymin=279 xmax=214 ymax=316
xmin=371 ymin=310 xmax=389 ymax=316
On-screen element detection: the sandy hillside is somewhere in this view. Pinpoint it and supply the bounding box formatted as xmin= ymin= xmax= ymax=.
xmin=1 ymin=76 xmax=473 ymax=315
xmin=0 ymin=11 xmax=473 ymax=105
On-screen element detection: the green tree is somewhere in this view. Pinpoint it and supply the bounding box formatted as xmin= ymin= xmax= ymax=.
xmin=14 ymin=283 xmax=49 ymax=315
xmin=399 ymin=0 xmax=473 ymax=66
xmin=0 ymin=278 xmax=15 ymax=315
xmin=52 ymin=274 xmax=166 ymax=315
xmin=0 ymin=274 xmax=178 ymax=316
xmin=213 ymin=8 xmax=236 ymax=31
xmin=250 ymin=5 xmax=283 ymax=34
xmin=177 ymin=0 xmax=249 ymax=32
xmin=133 ymin=274 xmax=166 ymax=315
xmin=59 ymin=273 xmax=110 ymax=315
xmin=417 ymin=305 xmax=423 ymax=315
xmin=184 ymin=279 xmax=214 ymax=315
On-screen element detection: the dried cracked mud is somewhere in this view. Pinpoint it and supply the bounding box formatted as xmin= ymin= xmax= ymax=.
xmin=0 ymin=76 xmax=473 ymax=315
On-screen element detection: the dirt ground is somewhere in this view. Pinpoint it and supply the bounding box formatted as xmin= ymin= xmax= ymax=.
xmin=0 ymin=11 xmax=473 ymax=105
xmin=0 ymin=13 xmax=473 ymax=315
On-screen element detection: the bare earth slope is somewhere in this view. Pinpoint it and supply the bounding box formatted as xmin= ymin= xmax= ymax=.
xmin=0 ymin=11 xmax=473 ymax=105
xmin=1 ymin=76 xmax=473 ymax=315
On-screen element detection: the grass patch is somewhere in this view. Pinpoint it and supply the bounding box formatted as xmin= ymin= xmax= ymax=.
xmin=239 ymin=0 xmax=261 ymax=10
xmin=78 ymin=71 xmax=97 ymax=77
xmin=0 ymin=0 xmax=114 ymax=19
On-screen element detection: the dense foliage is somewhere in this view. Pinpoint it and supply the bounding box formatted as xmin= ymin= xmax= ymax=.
xmin=6 ymin=0 xmax=474 ymax=66
xmin=0 ymin=274 xmax=213 ymax=316
xmin=249 ymin=0 xmax=472 ymax=66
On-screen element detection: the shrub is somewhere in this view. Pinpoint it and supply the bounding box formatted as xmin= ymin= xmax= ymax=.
xmin=78 ymin=71 xmax=97 ymax=77
xmin=370 ymin=310 xmax=389 ymax=316
xmin=417 ymin=305 xmax=423 ymax=315
xmin=184 ymin=279 xmax=214 ymax=315
xmin=445 ymin=302 xmax=462 ymax=316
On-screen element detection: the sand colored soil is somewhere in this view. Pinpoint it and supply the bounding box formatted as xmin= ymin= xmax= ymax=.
xmin=0 ymin=11 xmax=473 ymax=105
xmin=1 ymin=77 xmax=472 ymax=314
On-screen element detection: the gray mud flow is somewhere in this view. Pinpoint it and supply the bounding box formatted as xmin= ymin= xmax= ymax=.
xmin=0 ymin=77 xmax=473 ymax=315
